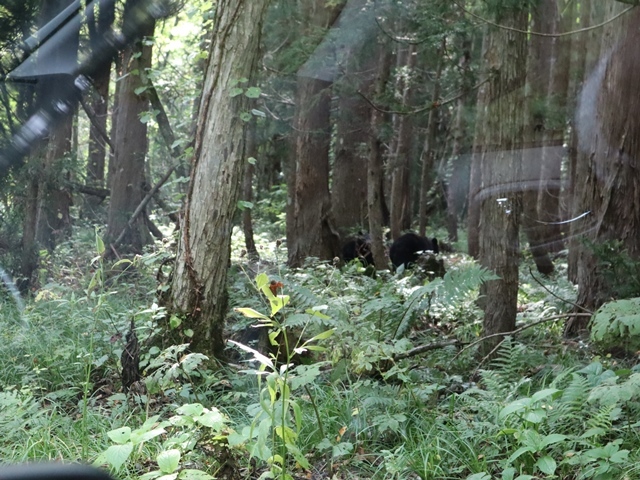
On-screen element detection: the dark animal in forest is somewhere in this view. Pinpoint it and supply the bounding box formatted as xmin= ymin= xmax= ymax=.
xmin=342 ymin=234 xmax=374 ymax=267
xmin=389 ymin=232 xmax=439 ymax=270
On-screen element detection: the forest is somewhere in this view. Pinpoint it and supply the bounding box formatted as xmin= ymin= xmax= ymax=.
xmin=0 ymin=0 xmax=640 ymax=478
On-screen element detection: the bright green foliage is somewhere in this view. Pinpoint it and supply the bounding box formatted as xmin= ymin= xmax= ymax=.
xmin=591 ymin=297 xmax=640 ymax=354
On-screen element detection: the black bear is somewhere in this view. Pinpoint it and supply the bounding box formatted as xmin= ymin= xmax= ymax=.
xmin=342 ymin=234 xmax=374 ymax=267
xmin=389 ymin=232 xmax=439 ymax=269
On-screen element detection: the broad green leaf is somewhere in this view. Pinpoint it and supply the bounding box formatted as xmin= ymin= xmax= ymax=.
xmin=157 ymin=449 xmax=181 ymax=474
xmin=169 ymin=315 xmax=182 ymax=329
xmin=179 ymin=470 xmax=215 ymax=480
xmin=196 ymin=408 xmax=227 ymax=430
xmin=176 ymin=403 xmax=204 ymax=417
xmin=130 ymin=427 xmax=166 ymax=445
xmin=104 ymin=443 xmax=133 ymax=471
xmin=245 ymin=87 xmax=261 ymax=98
xmin=535 ymin=455 xmax=557 ymax=475
xmin=531 ymin=388 xmax=560 ymax=403
xmin=499 ymin=398 xmax=530 ymax=419
xmin=230 ymin=87 xmax=243 ymax=97
xmin=256 ymin=273 xmax=270 ymax=290
xmin=107 ymin=427 xmax=132 ymax=444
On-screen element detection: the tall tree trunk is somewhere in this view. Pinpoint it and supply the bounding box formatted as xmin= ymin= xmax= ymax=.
xmin=476 ymin=8 xmax=528 ymax=355
xmin=537 ymin=0 xmax=571 ymax=253
xmin=446 ymin=35 xmax=471 ymax=244
xmin=105 ymin=0 xmax=154 ymax=253
xmin=368 ymin=40 xmax=392 ymax=269
xmin=169 ymin=0 xmax=270 ymax=359
xmin=418 ymin=40 xmax=444 ymax=238
xmin=84 ymin=0 xmax=115 ymax=217
xmin=568 ymin=6 xmax=640 ymax=333
xmin=331 ymin=43 xmax=374 ymax=233
xmin=286 ymin=1 xmax=342 ymax=267
xmin=242 ymin=122 xmax=259 ymax=260
xmin=389 ymin=43 xmax=416 ymax=240
xmin=287 ymin=76 xmax=339 ymax=266
xmin=521 ymin=0 xmax=554 ymax=275
xmin=467 ymin=33 xmax=489 ymax=259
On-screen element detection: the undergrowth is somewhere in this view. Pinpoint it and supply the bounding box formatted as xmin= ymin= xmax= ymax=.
xmin=0 ymin=228 xmax=638 ymax=479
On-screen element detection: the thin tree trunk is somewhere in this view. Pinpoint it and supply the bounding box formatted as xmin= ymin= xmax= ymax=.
xmin=418 ymin=40 xmax=444 ymax=237
xmin=368 ymin=41 xmax=392 ymax=269
xmin=389 ymin=43 xmax=416 ymax=240
xmin=169 ymin=0 xmax=270 ymax=359
xmin=521 ymin=0 xmax=554 ymax=275
xmin=242 ymin=123 xmax=259 ymax=260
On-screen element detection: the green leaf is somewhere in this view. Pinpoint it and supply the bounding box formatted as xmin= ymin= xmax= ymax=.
xmin=230 ymin=87 xmax=243 ymax=97
xmin=107 ymin=427 xmax=132 ymax=444
xmin=237 ymin=200 xmax=254 ymax=210
xmin=251 ymin=109 xmax=266 ymax=117
xmin=256 ymin=273 xmax=270 ymax=291
xmin=179 ymin=470 xmax=215 ymax=480
xmin=332 ymin=442 xmax=353 ymax=458
xmin=535 ymin=455 xmax=557 ymax=475
xmin=95 ymin=232 xmax=105 ymax=255
xmin=130 ymin=427 xmax=166 ymax=445
xmin=104 ymin=443 xmax=133 ymax=471
xmin=240 ymin=112 xmax=252 ymax=122
xmin=176 ymin=403 xmax=204 ymax=417
xmin=530 ymin=388 xmax=560 ymax=403
xmin=157 ymin=449 xmax=181 ymax=474
xmin=247 ymin=156 xmax=257 ymax=165
xmin=134 ymin=86 xmax=148 ymax=95
xmin=523 ymin=408 xmax=546 ymax=424
xmin=499 ymin=398 xmax=530 ymax=419
xmin=507 ymin=446 xmax=534 ymax=463
xmin=169 ymin=315 xmax=182 ymax=329
xmin=196 ymin=408 xmax=227 ymax=430
xmin=245 ymin=87 xmax=261 ymax=98
xmin=465 ymin=474 xmax=490 ymax=480
xmin=234 ymin=307 xmax=269 ymax=319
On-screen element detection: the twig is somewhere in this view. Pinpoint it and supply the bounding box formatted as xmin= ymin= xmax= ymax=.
xmin=358 ymin=75 xmax=491 ymax=116
xmin=528 ymin=267 xmax=593 ymax=314
xmin=454 ymin=312 xmax=592 ymax=361
xmin=393 ymin=339 xmax=463 ymax=360
xmin=111 ymin=164 xmax=177 ymax=249
xmin=451 ymin=0 xmax=635 ymax=38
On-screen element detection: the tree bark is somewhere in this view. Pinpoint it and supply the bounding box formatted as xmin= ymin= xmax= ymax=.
xmin=84 ymin=0 xmax=115 ymax=217
xmin=475 ymin=8 xmax=528 ymax=356
xmin=242 ymin=122 xmax=259 ymax=260
xmin=169 ymin=0 xmax=270 ymax=359
xmin=568 ymin=6 xmax=640 ymax=333
xmin=446 ymin=35 xmax=471 ymax=244
xmin=105 ymin=0 xmax=154 ymax=253
xmin=520 ymin=0 xmax=554 ymax=275
xmin=287 ymin=76 xmax=340 ymax=266
xmin=368 ymin=41 xmax=392 ymax=269
xmin=331 ymin=43 xmax=375 ymax=233
xmin=537 ymin=0 xmax=571 ymax=253
xmin=418 ymin=40 xmax=444 ymax=238
xmin=389 ymin=44 xmax=416 ymax=240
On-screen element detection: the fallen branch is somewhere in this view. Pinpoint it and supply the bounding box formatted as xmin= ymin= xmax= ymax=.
xmin=393 ymin=339 xmax=463 ymax=361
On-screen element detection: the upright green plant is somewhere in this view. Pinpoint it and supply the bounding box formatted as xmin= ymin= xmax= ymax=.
xmin=229 ymin=273 xmax=333 ymax=480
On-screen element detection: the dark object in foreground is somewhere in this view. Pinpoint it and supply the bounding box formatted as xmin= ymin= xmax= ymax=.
xmin=342 ymin=233 xmax=374 ymax=267
xmin=121 ymin=318 xmax=141 ymax=392
xmin=0 ymin=463 xmax=115 ymax=480
xmin=389 ymin=232 xmax=439 ymax=269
